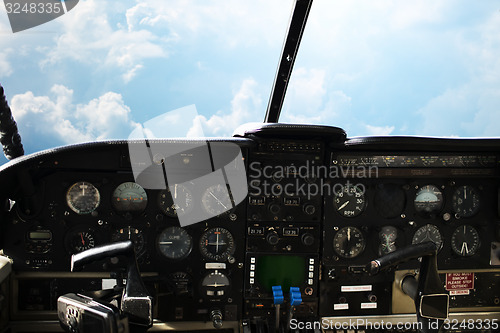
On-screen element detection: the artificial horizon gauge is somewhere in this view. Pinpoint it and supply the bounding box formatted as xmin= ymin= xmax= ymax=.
xmin=157 ymin=226 xmax=193 ymax=260
xmin=66 ymin=181 xmax=100 ymax=215
xmin=111 ymin=226 xmax=145 ymax=256
xmin=333 ymin=184 xmax=367 ymax=218
xmin=201 ymin=270 xmax=230 ymax=298
xmin=158 ymin=184 xmax=193 ymax=217
xmin=451 ymin=225 xmax=480 ymax=256
xmin=414 ymin=185 xmax=444 ymax=217
xmin=379 ymin=226 xmax=398 ymax=255
xmin=112 ymin=182 xmax=148 ymax=216
xmin=452 ymin=185 xmax=480 ymax=218
xmin=411 ymin=224 xmax=443 ymax=251
xmin=199 ymin=227 xmax=235 ymax=262
xmin=202 ymin=184 xmax=233 ymax=216
xmin=332 ymin=226 xmax=365 ymax=258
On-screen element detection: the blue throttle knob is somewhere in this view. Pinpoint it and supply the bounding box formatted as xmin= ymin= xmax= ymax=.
xmin=290 ymin=287 xmax=302 ymax=306
xmin=272 ymin=286 xmax=284 ymax=305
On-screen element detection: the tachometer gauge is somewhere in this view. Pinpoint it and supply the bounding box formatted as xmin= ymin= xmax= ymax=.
xmin=202 ymin=184 xmax=233 ymax=216
xmin=157 ymin=226 xmax=192 ymax=260
xmin=158 ymin=184 xmax=193 ymax=217
xmin=451 ymin=225 xmax=480 ymax=257
xmin=333 ymin=184 xmax=367 ymax=218
xmin=66 ymin=181 xmax=100 ymax=215
xmin=412 ymin=224 xmax=443 ymax=251
xmin=414 ymin=185 xmax=443 ymax=217
xmin=199 ymin=227 xmax=235 ymax=262
xmin=379 ymin=226 xmax=398 ymax=255
xmin=112 ymin=182 xmax=148 ymax=216
xmin=332 ymin=226 xmax=365 ymax=258
xmin=68 ymin=230 xmax=95 ymax=253
xmin=111 ymin=226 xmax=145 ymax=256
xmin=452 ymin=186 xmax=480 ymax=218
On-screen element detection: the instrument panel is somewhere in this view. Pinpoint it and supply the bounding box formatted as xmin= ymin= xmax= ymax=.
xmin=0 ymin=137 xmax=499 ymax=328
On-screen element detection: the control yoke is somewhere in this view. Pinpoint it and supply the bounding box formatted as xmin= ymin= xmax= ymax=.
xmin=59 ymin=241 xmax=153 ymax=332
xmin=366 ymin=242 xmax=449 ymax=333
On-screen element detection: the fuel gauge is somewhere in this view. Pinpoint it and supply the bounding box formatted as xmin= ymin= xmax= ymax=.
xmin=65 ymin=228 xmax=96 ymax=253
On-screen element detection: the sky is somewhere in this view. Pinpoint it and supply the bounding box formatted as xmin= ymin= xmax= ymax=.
xmin=0 ymin=0 xmax=500 ymax=164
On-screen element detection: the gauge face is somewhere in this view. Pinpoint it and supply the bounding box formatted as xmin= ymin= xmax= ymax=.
xmin=112 ymin=182 xmax=148 ymax=215
xmin=412 ymin=224 xmax=443 ymax=251
xmin=451 ymin=225 xmax=480 ymax=257
xmin=157 ymin=226 xmax=192 ymax=260
xmin=111 ymin=226 xmax=145 ymax=256
xmin=158 ymin=184 xmax=193 ymax=217
xmin=379 ymin=226 xmax=398 ymax=255
xmin=202 ymin=184 xmax=233 ymax=216
xmin=69 ymin=230 xmax=95 ymax=253
xmin=333 ymin=184 xmax=367 ymax=218
xmin=452 ymin=186 xmax=480 ymax=218
xmin=168 ymin=272 xmax=192 ymax=296
xmin=333 ymin=226 xmax=365 ymax=258
xmin=66 ymin=181 xmax=100 ymax=215
xmin=201 ymin=271 xmax=230 ymax=298
xmin=414 ymin=185 xmax=444 ymax=217
xmin=199 ymin=227 xmax=235 ymax=262
xmin=374 ymin=184 xmax=406 ymax=219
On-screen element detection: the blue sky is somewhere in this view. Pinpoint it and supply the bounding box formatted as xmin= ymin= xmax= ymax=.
xmin=1 ymin=0 xmax=500 ymax=164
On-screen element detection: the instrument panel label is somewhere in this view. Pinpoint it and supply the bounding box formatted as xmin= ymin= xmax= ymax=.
xmin=341 ymin=285 xmax=372 ymax=292
xmin=445 ymin=272 xmax=474 ymax=291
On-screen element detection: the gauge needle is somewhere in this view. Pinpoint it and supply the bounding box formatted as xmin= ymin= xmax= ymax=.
xmin=347 ymin=227 xmax=351 ymax=241
xmin=174 ymin=184 xmax=178 ymax=199
xmin=80 ymin=233 xmax=85 ymax=245
xmin=461 ymin=242 xmax=469 ymax=254
xmin=159 ymin=242 xmax=173 ymax=245
xmin=210 ymin=192 xmax=228 ymax=209
xmin=216 ymin=233 xmax=220 ymax=254
xmin=338 ymin=201 xmax=349 ymax=211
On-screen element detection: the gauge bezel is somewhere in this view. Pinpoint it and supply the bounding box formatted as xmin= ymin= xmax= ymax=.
xmin=411 ymin=223 xmax=443 ymax=251
xmin=199 ymin=227 xmax=235 ymax=262
xmin=158 ymin=184 xmax=193 ymax=217
xmin=451 ymin=185 xmax=480 ymax=218
xmin=66 ymin=181 xmax=101 ymax=215
xmin=332 ymin=226 xmax=366 ymax=259
xmin=111 ymin=182 xmax=148 ymax=216
xmin=333 ymin=184 xmax=367 ymax=218
xmin=156 ymin=226 xmax=193 ymax=260
xmin=451 ymin=225 xmax=480 ymax=257
xmin=413 ymin=184 xmax=444 ymax=217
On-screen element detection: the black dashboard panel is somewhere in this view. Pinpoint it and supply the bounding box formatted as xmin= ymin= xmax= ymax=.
xmin=0 ymin=133 xmax=499 ymax=330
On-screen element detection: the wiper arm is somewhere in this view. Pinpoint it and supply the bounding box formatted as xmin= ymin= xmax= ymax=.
xmin=0 ymin=84 xmax=24 ymax=160
xmin=264 ymin=0 xmax=313 ymax=123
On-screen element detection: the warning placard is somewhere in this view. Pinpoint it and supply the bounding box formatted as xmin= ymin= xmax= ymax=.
xmin=445 ymin=272 xmax=474 ymax=291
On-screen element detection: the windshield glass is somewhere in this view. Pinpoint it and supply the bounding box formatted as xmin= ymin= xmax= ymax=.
xmin=1 ymin=0 xmax=499 ymax=165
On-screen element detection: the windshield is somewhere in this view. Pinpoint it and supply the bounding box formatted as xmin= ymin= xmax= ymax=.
xmin=1 ymin=0 xmax=499 ymax=165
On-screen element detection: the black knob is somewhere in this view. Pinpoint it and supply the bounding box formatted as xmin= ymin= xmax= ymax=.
xmin=301 ymin=233 xmax=314 ymax=246
xmin=266 ymin=231 xmax=279 ymax=245
xmin=303 ymin=204 xmax=316 ymax=215
xmin=269 ymin=203 xmax=281 ymax=215
xmin=210 ymin=309 xmax=223 ymax=329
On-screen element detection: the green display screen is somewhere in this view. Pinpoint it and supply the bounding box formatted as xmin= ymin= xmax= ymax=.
xmin=255 ymin=255 xmax=306 ymax=293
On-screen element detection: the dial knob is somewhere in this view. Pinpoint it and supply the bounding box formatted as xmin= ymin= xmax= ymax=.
xmin=303 ymin=204 xmax=316 ymax=215
xmin=301 ymin=233 xmax=314 ymax=246
xmin=266 ymin=231 xmax=279 ymax=245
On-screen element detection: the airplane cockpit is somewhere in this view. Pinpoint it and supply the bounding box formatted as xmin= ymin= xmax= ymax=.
xmin=0 ymin=1 xmax=499 ymax=332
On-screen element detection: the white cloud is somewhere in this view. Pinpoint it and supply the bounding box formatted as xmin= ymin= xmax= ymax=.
xmin=10 ymin=85 xmax=138 ymax=147
xmin=0 ymin=50 xmax=13 ymax=77
xmin=188 ymin=78 xmax=262 ymax=137
xmin=40 ymin=0 xmax=167 ymax=82
xmin=365 ymin=125 xmax=395 ymax=136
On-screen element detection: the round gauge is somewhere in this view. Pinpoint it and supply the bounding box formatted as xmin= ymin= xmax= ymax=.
xmin=157 ymin=226 xmax=193 ymax=260
xmin=66 ymin=181 xmax=100 ymax=215
xmin=333 ymin=184 xmax=367 ymax=218
xmin=68 ymin=230 xmax=95 ymax=253
xmin=158 ymin=184 xmax=193 ymax=217
xmin=374 ymin=184 xmax=406 ymax=219
xmin=412 ymin=224 xmax=443 ymax=251
xmin=414 ymin=185 xmax=444 ymax=217
xmin=333 ymin=226 xmax=366 ymax=258
xmin=379 ymin=226 xmax=398 ymax=255
xmin=111 ymin=226 xmax=145 ymax=256
xmin=202 ymin=184 xmax=233 ymax=216
xmin=199 ymin=227 xmax=235 ymax=262
xmin=451 ymin=225 xmax=480 ymax=257
xmin=168 ymin=272 xmax=192 ymax=296
xmin=452 ymin=186 xmax=480 ymax=218
xmin=201 ymin=271 xmax=230 ymax=298
xmin=112 ymin=182 xmax=148 ymax=215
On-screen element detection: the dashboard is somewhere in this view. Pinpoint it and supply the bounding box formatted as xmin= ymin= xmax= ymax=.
xmin=0 ymin=124 xmax=499 ymax=332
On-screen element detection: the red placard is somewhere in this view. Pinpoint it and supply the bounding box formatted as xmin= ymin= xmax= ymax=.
xmin=445 ymin=272 xmax=474 ymax=291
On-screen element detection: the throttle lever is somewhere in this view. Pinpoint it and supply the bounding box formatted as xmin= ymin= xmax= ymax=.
xmin=366 ymin=242 xmax=448 ymax=333
xmin=71 ymin=240 xmax=153 ymax=329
